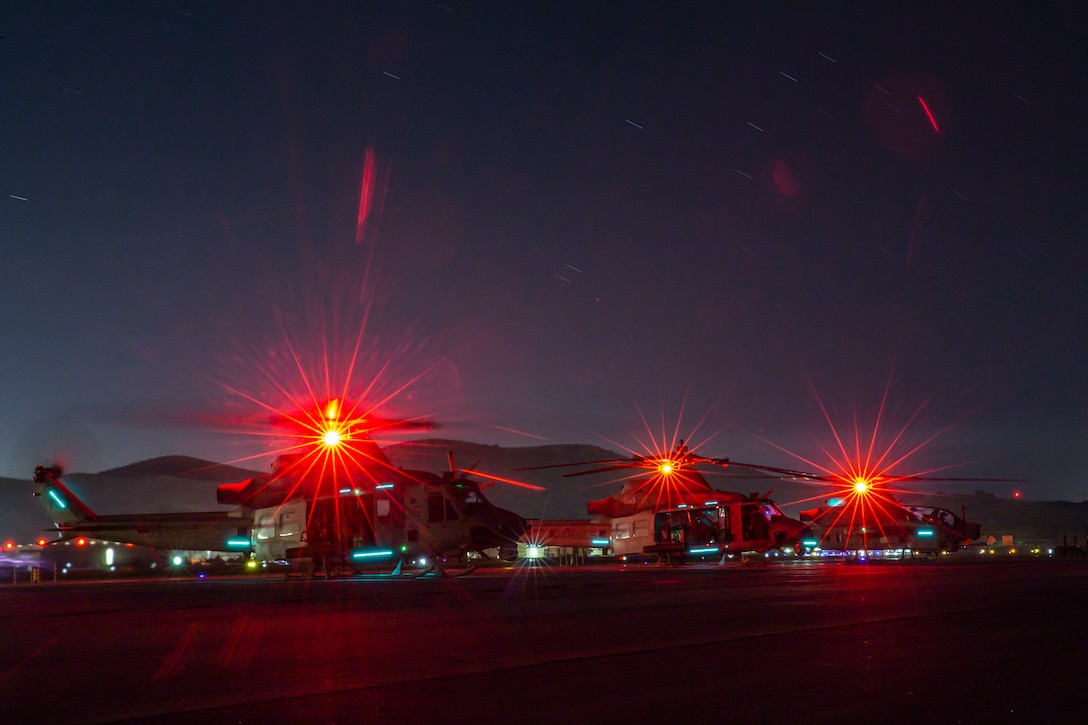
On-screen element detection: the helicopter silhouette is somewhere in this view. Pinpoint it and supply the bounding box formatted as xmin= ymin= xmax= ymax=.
xmin=519 ymin=441 xmax=811 ymax=563
xmin=34 ymin=398 xmax=537 ymax=577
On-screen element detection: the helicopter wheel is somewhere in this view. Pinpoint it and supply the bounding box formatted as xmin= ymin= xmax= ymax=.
xmin=413 ymin=562 xmax=438 ymax=578
xmin=440 ymin=563 xmax=478 ymax=578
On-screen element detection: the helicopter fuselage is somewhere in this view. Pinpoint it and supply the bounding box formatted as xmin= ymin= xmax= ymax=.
xmin=250 ymin=471 xmax=527 ymax=566
xmin=611 ymin=498 xmax=809 ymax=560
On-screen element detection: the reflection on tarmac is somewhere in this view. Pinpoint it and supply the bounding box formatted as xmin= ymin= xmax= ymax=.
xmin=2 ymin=559 xmax=1087 ymax=724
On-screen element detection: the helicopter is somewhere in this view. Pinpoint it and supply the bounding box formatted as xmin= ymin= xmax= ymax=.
xmin=520 ymin=441 xmax=811 ymax=564
xmin=689 ymin=447 xmax=997 ymax=558
xmin=227 ymin=448 xmax=535 ymax=577
xmin=586 ymin=431 xmax=1003 ymax=559
xmin=199 ymin=397 xmax=536 ymax=576
xmin=788 ymin=472 xmax=987 ymax=558
xmin=33 ymin=398 xmax=536 ymax=577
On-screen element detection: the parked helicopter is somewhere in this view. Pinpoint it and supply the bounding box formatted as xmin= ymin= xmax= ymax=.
xmin=520 ymin=441 xmax=811 ymax=564
xmin=598 ymin=439 xmax=1003 ymax=559
xmin=791 ymin=474 xmax=987 ymax=557
xmin=227 ymin=446 xmax=536 ymax=577
xmin=33 ymin=398 xmax=537 ymax=577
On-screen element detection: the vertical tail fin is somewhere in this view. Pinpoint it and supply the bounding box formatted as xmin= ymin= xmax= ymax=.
xmin=32 ymin=465 xmax=97 ymax=527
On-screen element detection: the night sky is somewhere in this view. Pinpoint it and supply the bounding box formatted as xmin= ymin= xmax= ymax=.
xmin=2 ymin=3 xmax=1086 ymax=500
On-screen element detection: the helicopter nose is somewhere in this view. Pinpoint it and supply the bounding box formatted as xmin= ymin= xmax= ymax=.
xmin=472 ymin=508 xmax=528 ymax=549
xmin=498 ymin=511 xmax=529 ymax=541
xmin=791 ymin=523 xmax=814 ymax=544
xmin=774 ymin=521 xmax=813 ymax=548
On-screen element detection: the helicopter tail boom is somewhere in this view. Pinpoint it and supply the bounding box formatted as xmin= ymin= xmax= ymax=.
xmin=32 ymin=465 xmax=98 ymax=527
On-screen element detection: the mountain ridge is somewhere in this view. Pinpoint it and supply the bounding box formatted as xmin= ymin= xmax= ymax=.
xmin=3 ymin=443 xmax=1087 ymax=547
xmin=101 ymin=455 xmax=262 ymax=482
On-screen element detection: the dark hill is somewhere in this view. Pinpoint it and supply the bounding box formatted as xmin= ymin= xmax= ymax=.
xmin=4 ymin=442 xmax=1087 ymax=548
xmin=102 ymin=456 xmax=263 ymax=482
xmin=0 ymin=475 xmax=53 ymax=543
xmin=384 ymin=440 xmax=625 ymax=520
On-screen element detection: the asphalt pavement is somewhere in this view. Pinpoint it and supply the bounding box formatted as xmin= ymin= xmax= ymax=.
xmin=2 ymin=558 xmax=1086 ymax=724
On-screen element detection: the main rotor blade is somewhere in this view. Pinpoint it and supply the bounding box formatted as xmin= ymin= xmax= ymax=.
xmin=514 ymin=458 xmax=630 ymax=471
xmin=706 ymin=459 xmax=832 ymax=480
xmin=464 ymin=470 xmax=547 ymax=492
xmin=563 ymin=463 xmax=647 ymax=477
xmin=886 ymin=475 xmax=1026 ymax=483
xmin=700 ymin=470 xmax=791 ymax=481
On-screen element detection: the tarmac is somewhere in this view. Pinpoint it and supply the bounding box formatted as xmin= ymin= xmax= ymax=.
xmin=2 ymin=557 xmax=1087 ymax=724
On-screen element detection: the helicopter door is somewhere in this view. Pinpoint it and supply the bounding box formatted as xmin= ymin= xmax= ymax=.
xmin=301 ymin=495 xmax=376 ymax=558
xmin=718 ymin=506 xmax=733 ymax=543
xmin=339 ymin=494 xmax=377 ymax=549
xmin=687 ymin=507 xmax=718 ymax=547
xmin=654 ymin=510 xmax=687 ymax=546
xmin=741 ymin=503 xmax=770 ymax=543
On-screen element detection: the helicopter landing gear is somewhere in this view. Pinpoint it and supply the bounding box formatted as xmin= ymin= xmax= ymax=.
xmin=412 ymin=559 xmax=479 ymax=578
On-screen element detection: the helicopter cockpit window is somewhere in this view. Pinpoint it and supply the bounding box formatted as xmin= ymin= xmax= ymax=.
xmin=428 ymin=493 xmax=460 ymax=523
xmin=761 ymin=502 xmax=784 ymax=519
xmin=743 ymin=503 xmax=770 ymax=540
xmin=452 ymin=483 xmax=484 ymax=505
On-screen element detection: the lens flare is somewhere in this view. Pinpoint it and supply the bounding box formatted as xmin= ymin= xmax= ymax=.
xmin=201 ymin=317 xmax=456 ymax=553
xmin=571 ymin=402 xmax=733 ymax=514
xmin=917 ymin=95 xmax=940 ymax=133
xmin=322 ymin=427 xmax=343 ymax=448
xmin=759 ymin=381 xmax=981 ymax=553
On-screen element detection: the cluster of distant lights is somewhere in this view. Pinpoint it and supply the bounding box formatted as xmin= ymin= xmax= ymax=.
xmin=0 ymin=475 xmax=1051 ymax=571
xmin=3 ymin=538 xmax=1065 ymax=575
xmin=978 ymin=547 xmax=1054 ymax=556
